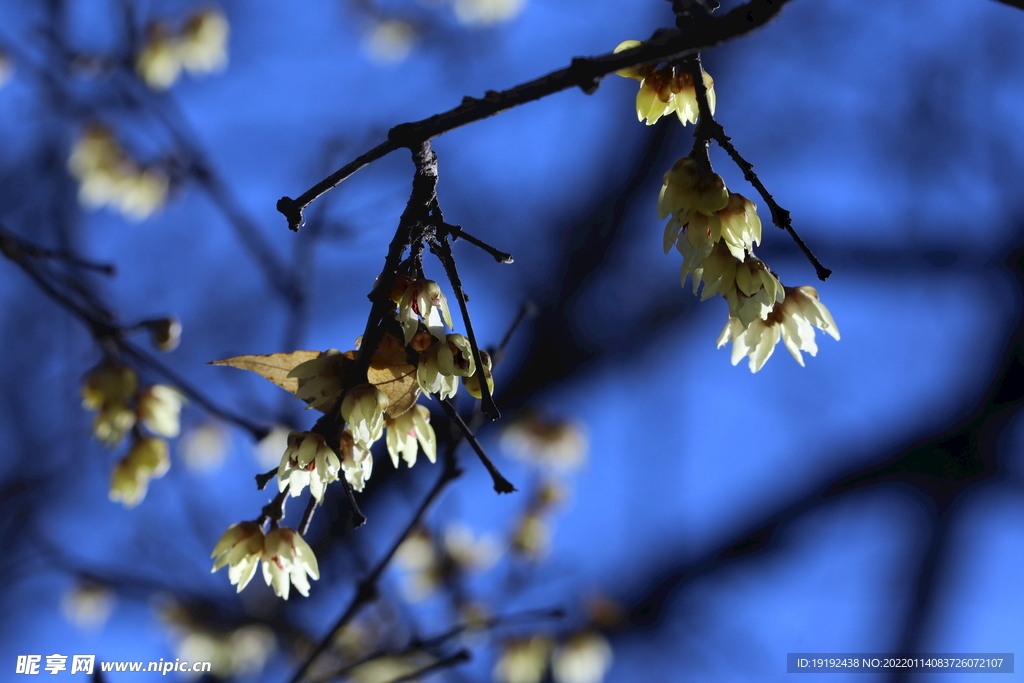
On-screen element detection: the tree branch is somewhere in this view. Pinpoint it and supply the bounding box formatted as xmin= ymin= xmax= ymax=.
xmin=277 ymin=0 xmax=794 ymax=230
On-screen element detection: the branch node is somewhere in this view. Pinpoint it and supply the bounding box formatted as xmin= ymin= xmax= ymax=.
xmin=277 ymin=196 xmax=304 ymax=232
xmin=570 ymin=57 xmax=601 ymax=95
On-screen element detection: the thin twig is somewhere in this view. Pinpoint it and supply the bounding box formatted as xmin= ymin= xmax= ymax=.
xmin=256 ymin=467 xmax=279 ymax=490
xmin=440 ymin=398 xmax=515 ymax=494
xmin=382 ymin=650 xmax=471 ymax=683
xmin=431 ymin=233 xmax=500 ymax=419
xmin=686 ymin=56 xmax=832 ymax=281
xmin=277 ymin=0 xmax=794 ymax=230
xmin=326 ymin=606 xmax=563 ymax=682
xmin=447 ymin=224 xmax=514 ymax=264
xmin=286 ymin=449 xmax=462 ymax=683
xmin=298 ymin=496 xmax=318 ymax=536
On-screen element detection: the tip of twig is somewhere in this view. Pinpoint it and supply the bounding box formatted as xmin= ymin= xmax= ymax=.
xmin=493 ymin=477 xmax=517 ymax=495
xmin=277 ymin=196 xmax=304 ymax=232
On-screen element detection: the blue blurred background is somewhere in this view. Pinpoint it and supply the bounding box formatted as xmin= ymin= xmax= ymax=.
xmin=1 ymin=0 xmax=1023 ymax=681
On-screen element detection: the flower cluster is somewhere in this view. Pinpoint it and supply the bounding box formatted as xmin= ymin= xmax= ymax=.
xmin=613 ymin=40 xmax=715 ymax=126
xmin=68 ymin=126 xmax=169 ymax=221
xmin=81 ymin=363 xmax=185 ymax=506
xmin=657 ymin=154 xmax=839 ymax=371
xmin=210 ymin=523 xmax=319 ymax=600
xmin=495 ymin=631 xmax=613 ymax=683
xmin=136 ymin=8 xmax=229 ymax=90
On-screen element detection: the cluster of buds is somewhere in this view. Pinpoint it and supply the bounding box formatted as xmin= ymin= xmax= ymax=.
xmin=495 ymin=631 xmax=613 ymax=683
xmin=136 ymin=8 xmax=229 ymax=90
xmin=613 ymin=40 xmax=715 ymax=126
xmin=81 ymin=362 xmax=185 ymax=507
xmin=210 ymin=523 xmax=319 ymax=600
xmin=68 ymin=125 xmax=169 ymax=221
xmin=658 ymin=154 xmax=839 ymax=371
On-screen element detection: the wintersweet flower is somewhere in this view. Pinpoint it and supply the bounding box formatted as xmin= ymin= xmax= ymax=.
xmin=81 ymin=363 xmax=137 ymax=410
xmin=385 ymin=404 xmax=436 ymax=468
xmin=658 ymin=157 xmax=729 ymax=241
xmin=613 ymin=41 xmax=715 ymax=126
xmin=552 ymin=632 xmax=613 ymax=683
xmin=137 ymin=384 xmax=185 ymax=437
xmin=463 ymin=349 xmax=494 ymax=399
xmin=108 ymin=437 xmax=170 ymax=507
xmin=718 ymin=286 xmax=840 ymax=372
xmin=136 ymin=23 xmax=181 ymax=90
xmin=277 ymin=432 xmax=341 ymax=502
xmin=341 ymin=384 xmax=388 ymax=447
xmin=340 ymin=430 xmax=373 ymax=492
xmin=774 ymin=286 xmax=840 ymax=364
xmin=210 ymin=522 xmax=264 ymax=592
xmin=396 ymin=279 xmax=454 ymax=345
xmin=261 ymin=527 xmax=320 ymax=600
xmin=716 ymin=193 xmax=762 ymax=259
xmin=93 ymin=402 xmax=137 ymax=447
xmin=436 ymin=333 xmax=476 ymax=377
xmin=289 ymin=349 xmax=345 ymax=411
xmin=494 ymin=637 xmax=554 ymax=683
xmin=724 ymin=254 xmax=785 ymax=327
xmin=109 ymin=456 xmax=149 ymax=508
xmin=416 ymin=342 xmax=459 ymax=399
xmin=178 ymin=8 xmax=229 ymax=74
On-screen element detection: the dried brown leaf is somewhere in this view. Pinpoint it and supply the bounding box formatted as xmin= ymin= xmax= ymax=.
xmin=210 ymin=351 xmax=321 ymax=394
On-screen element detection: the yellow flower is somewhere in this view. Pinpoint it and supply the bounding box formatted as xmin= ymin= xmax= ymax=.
xmin=108 ymin=437 xmax=169 ymax=507
xmin=494 ymin=637 xmax=554 ymax=683
xmin=725 ymin=254 xmax=785 ymax=328
xmin=658 ymin=157 xmax=729 ymax=246
xmin=81 ymin=363 xmax=137 ymax=410
xmin=416 ymin=342 xmax=459 ymax=399
xmin=340 ymin=430 xmax=373 ymax=492
xmin=717 ymin=286 xmax=839 ymax=372
xmin=385 ymin=404 xmax=436 ymax=468
xmin=716 ymin=193 xmax=762 ymax=260
xmin=178 ymin=8 xmax=229 ymax=74
xmin=552 ymin=632 xmax=613 ymax=683
xmin=137 ymin=384 xmax=185 ymax=437
xmin=396 ymin=279 xmax=454 ymax=345
xmin=277 ymin=432 xmax=341 ymax=502
xmin=462 ymin=349 xmax=494 ymax=399
xmin=136 ymin=22 xmax=182 ymax=90
xmin=261 ymin=527 xmax=319 ymax=600
xmin=613 ymin=41 xmax=715 ymax=126
xmin=210 ymin=521 xmax=264 ymax=592
xmin=341 ymin=384 xmax=388 ymax=448
xmin=436 ymin=333 xmax=476 ymax=377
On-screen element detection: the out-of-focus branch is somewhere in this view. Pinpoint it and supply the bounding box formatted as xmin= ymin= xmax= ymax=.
xmin=992 ymin=0 xmax=1024 ymax=10
xmin=277 ymin=0 xmax=794 ymax=230
xmin=0 ymin=221 xmax=271 ymax=440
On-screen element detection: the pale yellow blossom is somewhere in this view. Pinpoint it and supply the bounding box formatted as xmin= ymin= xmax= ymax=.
xmin=261 ymin=527 xmax=319 ymax=600
xmin=385 ymin=404 xmax=436 ymax=468
xmin=211 ymin=521 xmax=264 ymax=592
xmin=278 ymin=432 xmax=341 ymax=502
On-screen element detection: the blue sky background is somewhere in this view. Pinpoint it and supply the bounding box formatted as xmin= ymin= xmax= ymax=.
xmin=0 ymin=0 xmax=1023 ymax=681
